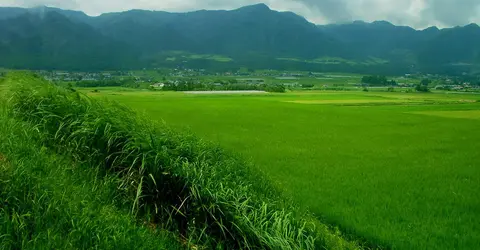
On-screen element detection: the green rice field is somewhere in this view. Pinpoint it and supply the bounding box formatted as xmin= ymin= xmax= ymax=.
xmin=86 ymin=89 xmax=480 ymax=249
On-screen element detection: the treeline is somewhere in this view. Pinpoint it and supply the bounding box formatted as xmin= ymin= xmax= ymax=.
xmin=75 ymin=79 xmax=140 ymax=88
xmin=361 ymin=75 xmax=397 ymax=86
xmin=162 ymin=81 xmax=285 ymax=93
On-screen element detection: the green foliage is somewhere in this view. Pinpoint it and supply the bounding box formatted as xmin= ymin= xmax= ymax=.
xmin=162 ymin=80 xmax=285 ymax=92
xmin=301 ymin=84 xmax=315 ymax=88
xmin=4 ymin=73 xmax=352 ymax=249
xmin=264 ymin=83 xmax=286 ymax=93
xmin=362 ymin=75 xmax=385 ymax=85
xmin=0 ymin=104 xmax=181 ymax=249
xmin=361 ymin=75 xmax=397 ymax=86
xmin=75 ymin=79 xmax=139 ymax=88
xmin=420 ymin=79 xmax=432 ymax=86
xmin=415 ymin=84 xmax=430 ymax=92
xmin=388 ymin=80 xmax=397 ymax=85
xmin=435 ymin=85 xmax=452 ymax=91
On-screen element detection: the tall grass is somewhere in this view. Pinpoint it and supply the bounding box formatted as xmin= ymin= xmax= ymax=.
xmin=0 ymin=103 xmax=181 ymax=249
xmin=4 ymin=72 xmax=357 ymax=249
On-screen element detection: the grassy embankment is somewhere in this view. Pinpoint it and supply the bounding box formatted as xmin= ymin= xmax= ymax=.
xmin=0 ymin=73 xmax=357 ymax=249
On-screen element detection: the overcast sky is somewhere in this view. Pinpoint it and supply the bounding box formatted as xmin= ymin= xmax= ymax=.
xmin=0 ymin=0 xmax=479 ymax=29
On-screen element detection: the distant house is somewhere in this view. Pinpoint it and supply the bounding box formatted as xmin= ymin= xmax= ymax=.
xmin=276 ymin=77 xmax=298 ymax=80
xmin=283 ymin=82 xmax=299 ymax=87
xmin=151 ymin=83 xmax=165 ymax=89
xmin=81 ymin=77 xmax=97 ymax=81
xmin=236 ymin=78 xmax=265 ymax=84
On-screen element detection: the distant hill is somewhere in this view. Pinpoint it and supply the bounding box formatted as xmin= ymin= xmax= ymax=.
xmin=0 ymin=4 xmax=479 ymax=74
xmin=319 ymin=21 xmax=430 ymax=61
xmin=319 ymin=21 xmax=480 ymax=73
xmin=0 ymin=11 xmax=136 ymax=70
xmin=90 ymin=4 xmax=344 ymax=60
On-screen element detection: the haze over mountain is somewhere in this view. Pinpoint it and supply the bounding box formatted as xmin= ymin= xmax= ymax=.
xmin=0 ymin=4 xmax=479 ymax=74
xmin=2 ymin=0 xmax=480 ymax=29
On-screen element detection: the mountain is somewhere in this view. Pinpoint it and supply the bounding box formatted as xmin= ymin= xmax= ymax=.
xmin=0 ymin=6 xmax=90 ymax=22
xmin=418 ymin=24 xmax=480 ymax=65
xmin=0 ymin=11 xmax=137 ymax=70
xmin=0 ymin=7 xmax=27 ymax=20
xmin=0 ymin=4 xmax=479 ymax=74
xmin=319 ymin=21 xmax=420 ymax=59
xmin=91 ymin=4 xmax=343 ymax=59
xmin=319 ymin=21 xmax=480 ymax=73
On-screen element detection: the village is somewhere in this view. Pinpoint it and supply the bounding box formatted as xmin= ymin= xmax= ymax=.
xmin=33 ymin=68 xmax=480 ymax=92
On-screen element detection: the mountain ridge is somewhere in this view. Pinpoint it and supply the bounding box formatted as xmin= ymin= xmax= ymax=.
xmin=0 ymin=4 xmax=479 ymax=74
xmin=2 ymin=4 xmax=478 ymax=30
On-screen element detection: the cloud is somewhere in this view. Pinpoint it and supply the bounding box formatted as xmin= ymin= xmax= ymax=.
xmin=0 ymin=0 xmax=78 ymax=9
xmin=423 ymin=0 xmax=480 ymax=27
xmin=295 ymin=0 xmax=480 ymax=28
xmin=0 ymin=0 xmax=479 ymax=28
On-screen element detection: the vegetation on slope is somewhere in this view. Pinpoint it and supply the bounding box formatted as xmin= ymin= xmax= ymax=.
xmin=1 ymin=72 xmax=358 ymax=249
xmin=0 ymin=92 xmax=181 ymax=249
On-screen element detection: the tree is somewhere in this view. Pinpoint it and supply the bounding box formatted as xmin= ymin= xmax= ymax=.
xmin=361 ymin=75 xmax=389 ymax=86
xmin=264 ymin=83 xmax=286 ymax=93
xmin=388 ymin=80 xmax=397 ymax=86
xmin=420 ymin=79 xmax=432 ymax=86
xmin=301 ymin=84 xmax=314 ymax=88
xmin=415 ymin=84 xmax=430 ymax=92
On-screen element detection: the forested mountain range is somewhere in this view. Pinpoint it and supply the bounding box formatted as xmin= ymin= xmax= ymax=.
xmin=1 ymin=4 xmax=479 ymax=74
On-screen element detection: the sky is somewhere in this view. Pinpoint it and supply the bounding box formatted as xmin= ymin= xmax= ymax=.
xmin=0 ymin=0 xmax=479 ymax=29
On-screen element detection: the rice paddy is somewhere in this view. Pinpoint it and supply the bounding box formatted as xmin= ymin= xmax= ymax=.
xmin=411 ymin=110 xmax=480 ymax=120
xmin=0 ymin=73 xmax=356 ymax=249
xmin=86 ymin=89 xmax=480 ymax=250
xmin=2 ymin=72 xmax=479 ymax=249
